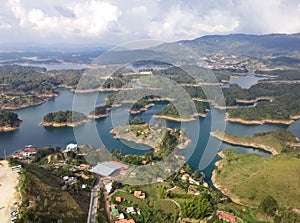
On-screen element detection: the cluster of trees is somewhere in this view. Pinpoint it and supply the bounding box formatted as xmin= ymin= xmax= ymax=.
xmin=156 ymin=101 xmax=206 ymax=118
xmin=256 ymin=69 xmax=300 ymax=80
xmin=0 ymin=65 xmax=59 ymax=95
xmin=130 ymin=97 xmax=151 ymax=112
xmin=0 ymin=110 xmax=19 ymax=127
xmin=228 ymin=93 xmax=300 ymax=120
xmin=181 ymin=194 xmax=214 ymax=219
xmin=128 ymin=117 xmax=146 ymax=125
xmin=43 ymin=110 xmax=87 ymax=123
xmin=111 ymin=127 xmax=181 ymax=164
xmin=89 ymin=105 xmax=111 ymax=116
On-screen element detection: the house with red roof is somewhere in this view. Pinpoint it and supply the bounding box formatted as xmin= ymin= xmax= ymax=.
xmin=216 ymin=211 xmax=237 ymax=223
xmin=134 ymin=190 xmax=146 ymax=199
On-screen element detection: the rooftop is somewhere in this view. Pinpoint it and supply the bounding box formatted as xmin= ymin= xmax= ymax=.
xmin=91 ymin=161 xmax=127 ymax=177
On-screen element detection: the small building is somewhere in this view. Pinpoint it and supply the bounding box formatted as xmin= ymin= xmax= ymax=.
xmin=118 ymin=213 xmax=125 ymax=220
xmin=115 ymin=197 xmax=122 ymax=203
xmin=126 ymin=207 xmax=135 ymax=214
xmin=79 ymin=164 xmax=90 ymax=170
xmin=216 ymin=211 xmax=237 ymax=223
xmin=22 ymin=147 xmax=37 ymax=158
xmin=105 ymin=182 xmax=113 ymax=193
xmin=134 ymin=190 xmax=146 ymax=199
xmin=65 ymin=143 xmax=78 ymax=152
xmin=182 ymin=173 xmax=190 ymax=181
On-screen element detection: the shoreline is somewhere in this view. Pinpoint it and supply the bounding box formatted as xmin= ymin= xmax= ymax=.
xmin=41 ymin=119 xmax=89 ymax=127
xmin=72 ymin=87 xmax=134 ymax=93
xmin=129 ymin=103 xmax=155 ymax=114
xmin=87 ymin=113 xmax=109 ymax=119
xmin=0 ymin=119 xmax=22 ymax=132
xmin=211 ymin=152 xmax=245 ymax=206
xmin=110 ymin=128 xmax=159 ymax=150
xmin=210 ymin=131 xmax=278 ymax=155
xmin=235 ymin=96 xmax=273 ymax=104
xmin=152 ymin=114 xmax=196 ymax=122
xmin=225 ymin=112 xmax=295 ymax=125
xmin=110 ymin=125 xmax=191 ymax=151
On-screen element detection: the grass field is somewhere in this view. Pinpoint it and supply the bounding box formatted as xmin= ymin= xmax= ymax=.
xmin=215 ymin=150 xmax=300 ymax=208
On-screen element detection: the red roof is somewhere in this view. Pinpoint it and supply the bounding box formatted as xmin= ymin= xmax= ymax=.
xmin=23 ymin=148 xmax=37 ymax=153
xmin=115 ymin=220 xmax=135 ymax=223
xmin=217 ymin=211 xmax=237 ymax=223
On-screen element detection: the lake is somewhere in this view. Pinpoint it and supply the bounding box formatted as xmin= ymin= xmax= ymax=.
xmin=0 ymin=72 xmax=298 ymax=181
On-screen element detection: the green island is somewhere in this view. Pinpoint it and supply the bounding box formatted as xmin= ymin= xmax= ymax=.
xmin=212 ymin=149 xmax=300 ymax=222
xmin=154 ymin=101 xmax=207 ymax=122
xmin=0 ymin=110 xmax=22 ymax=132
xmin=211 ymin=129 xmax=300 ymax=155
xmin=110 ymin=118 xmax=190 ymax=155
xmin=88 ymin=105 xmax=111 ymax=119
xmin=41 ymin=110 xmax=88 ymax=127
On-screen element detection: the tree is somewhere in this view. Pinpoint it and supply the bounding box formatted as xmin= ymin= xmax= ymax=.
xmin=260 ymin=195 xmax=278 ymax=216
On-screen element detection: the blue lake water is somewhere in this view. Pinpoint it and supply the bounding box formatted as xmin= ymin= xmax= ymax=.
xmin=0 ymin=70 xmax=298 ymax=181
xmin=1 ymin=88 xmax=298 ymax=181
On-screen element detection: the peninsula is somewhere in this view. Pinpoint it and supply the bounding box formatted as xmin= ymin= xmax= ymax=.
xmin=210 ymin=129 xmax=299 ymax=155
xmin=110 ymin=120 xmax=190 ymax=153
xmin=212 ymin=149 xmax=300 ymax=208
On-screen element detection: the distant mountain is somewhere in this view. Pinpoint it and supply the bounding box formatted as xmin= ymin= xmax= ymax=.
xmin=176 ymin=33 xmax=300 ymax=56
xmin=94 ymin=33 xmax=300 ymax=65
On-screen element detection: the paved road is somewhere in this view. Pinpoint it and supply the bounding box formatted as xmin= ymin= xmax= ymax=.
xmin=87 ymin=177 xmax=100 ymax=223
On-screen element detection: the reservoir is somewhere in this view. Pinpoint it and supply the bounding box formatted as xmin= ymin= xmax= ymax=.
xmin=0 ymin=73 xmax=298 ymax=180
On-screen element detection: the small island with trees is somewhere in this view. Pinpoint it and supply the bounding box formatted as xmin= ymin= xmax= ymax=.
xmin=88 ymin=105 xmax=111 ymax=119
xmin=41 ymin=110 xmax=88 ymax=127
xmin=0 ymin=110 xmax=22 ymax=132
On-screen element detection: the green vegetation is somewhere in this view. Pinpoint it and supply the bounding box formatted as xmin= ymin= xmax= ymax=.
xmin=0 ymin=110 xmax=20 ymax=127
xmin=255 ymin=69 xmax=300 ymax=80
xmin=9 ymin=148 xmax=95 ymax=223
xmin=228 ymin=94 xmax=300 ymax=121
xmin=111 ymin=184 xmax=180 ymax=223
xmin=111 ymin=123 xmax=185 ymax=163
xmin=156 ymin=101 xmax=206 ymax=119
xmin=128 ymin=117 xmax=146 ymax=125
xmin=212 ymin=129 xmax=299 ymax=154
xmin=214 ymin=150 xmax=300 ymax=208
xmin=130 ymin=97 xmax=153 ymax=113
xmin=88 ymin=105 xmax=111 ymax=118
xmin=43 ymin=110 xmax=87 ymax=124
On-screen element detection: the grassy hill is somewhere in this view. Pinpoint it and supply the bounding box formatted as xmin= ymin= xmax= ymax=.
xmin=214 ymin=150 xmax=300 ymax=208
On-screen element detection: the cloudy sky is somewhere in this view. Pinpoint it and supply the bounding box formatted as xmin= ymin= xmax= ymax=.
xmin=0 ymin=0 xmax=300 ymax=45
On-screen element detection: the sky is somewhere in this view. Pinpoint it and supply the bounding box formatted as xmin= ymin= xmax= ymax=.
xmin=0 ymin=0 xmax=300 ymax=46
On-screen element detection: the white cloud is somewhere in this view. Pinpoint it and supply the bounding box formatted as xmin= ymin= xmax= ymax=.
xmin=2 ymin=0 xmax=300 ymax=44
xmin=0 ymin=21 xmax=11 ymax=29
xmin=8 ymin=0 xmax=121 ymax=38
xmin=148 ymin=6 xmax=239 ymax=40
